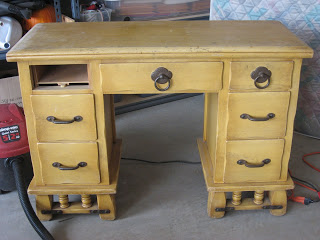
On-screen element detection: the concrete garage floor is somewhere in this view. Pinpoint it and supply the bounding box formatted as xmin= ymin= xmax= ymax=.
xmin=1 ymin=95 xmax=320 ymax=240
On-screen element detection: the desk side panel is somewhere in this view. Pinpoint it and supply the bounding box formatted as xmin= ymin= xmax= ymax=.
xmin=17 ymin=62 xmax=43 ymax=185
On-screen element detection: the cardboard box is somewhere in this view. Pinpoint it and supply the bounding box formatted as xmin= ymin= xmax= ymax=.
xmin=0 ymin=76 xmax=23 ymax=107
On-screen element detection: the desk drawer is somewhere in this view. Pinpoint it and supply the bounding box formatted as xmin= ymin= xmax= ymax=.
xmin=224 ymin=140 xmax=284 ymax=183
xmin=100 ymin=62 xmax=223 ymax=93
xmin=227 ymin=92 xmax=290 ymax=140
xmin=230 ymin=61 xmax=293 ymax=91
xmin=31 ymin=94 xmax=97 ymax=141
xmin=38 ymin=142 xmax=100 ymax=184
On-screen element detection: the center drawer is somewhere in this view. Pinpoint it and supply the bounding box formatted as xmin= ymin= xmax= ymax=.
xmin=224 ymin=139 xmax=285 ymax=183
xmin=38 ymin=142 xmax=100 ymax=185
xmin=31 ymin=94 xmax=97 ymax=142
xmin=227 ymin=92 xmax=290 ymax=140
xmin=100 ymin=62 xmax=223 ymax=93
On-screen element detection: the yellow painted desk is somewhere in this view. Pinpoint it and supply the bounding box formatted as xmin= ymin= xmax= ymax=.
xmin=7 ymin=21 xmax=313 ymax=220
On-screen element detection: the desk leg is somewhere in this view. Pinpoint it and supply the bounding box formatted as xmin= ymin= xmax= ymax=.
xmin=269 ymin=190 xmax=287 ymax=216
xmin=36 ymin=195 xmax=53 ymax=221
xmin=208 ymin=192 xmax=226 ymax=218
xmin=97 ymin=194 xmax=116 ymax=220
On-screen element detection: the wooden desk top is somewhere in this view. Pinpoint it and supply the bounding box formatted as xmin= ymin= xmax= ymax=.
xmin=7 ymin=21 xmax=313 ymax=61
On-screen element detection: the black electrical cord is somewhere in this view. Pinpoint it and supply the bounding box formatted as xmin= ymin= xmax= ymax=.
xmin=291 ymin=175 xmax=319 ymax=192
xmin=121 ymin=157 xmax=201 ymax=165
xmin=5 ymin=157 xmax=54 ymax=240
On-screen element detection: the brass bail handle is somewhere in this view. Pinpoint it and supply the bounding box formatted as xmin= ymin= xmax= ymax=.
xmin=237 ymin=159 xmax=271 ymax=168
xmin=46 ymin=115 xmax=83 ymax=124
xmin=151 ymin=67 xmax=173 ymax=91
xmin=52 ymin=162 xmax=87 ymax=170
xmin=251 ymin=66 xmax=272 ymax=89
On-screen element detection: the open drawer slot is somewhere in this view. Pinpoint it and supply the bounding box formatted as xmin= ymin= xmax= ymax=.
xmin=31 ymin=64 xmax=89 ymax=88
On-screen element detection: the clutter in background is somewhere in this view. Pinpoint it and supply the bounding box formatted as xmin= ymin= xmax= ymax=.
xmin=109 ymin=0 xmax=209 ymax=21
xmin=80 ymin=1 xmax=112 ymax=22
xmin=0 ymin=1 xmax=56 ymax=54
xmin=0 ymin=16 xmax=22 ymax=51
xmin=22 ymin=5 xmax=56 ymax=31
xmin=0 ymin=0 xmax=46 ymax=19
xmin=0 ymin=76 xmax=22 ymax=107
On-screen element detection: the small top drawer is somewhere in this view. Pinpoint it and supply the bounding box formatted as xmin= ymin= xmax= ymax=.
xmin=230 ymin=61 xmax=293 ymax=91
xmin=31 ymin=94 xmax=97 ymax=142
xmin=100 ymin=62 xmax=223 ymax=93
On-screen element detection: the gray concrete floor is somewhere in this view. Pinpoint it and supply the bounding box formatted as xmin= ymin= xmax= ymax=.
xmin=1 ymin=95 xmax=320 ymax=240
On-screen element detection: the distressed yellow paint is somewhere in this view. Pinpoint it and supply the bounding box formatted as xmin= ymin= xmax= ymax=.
xmin=100 ymin=62 xmax=223 ymax=93
xmin=224 ymin=139 xmax=285 ymax=183
xmin=227 ymin=92 xmax=290 ymax=140
xmin=31 ymin=94 xmax=97 ymax=141
xmin=38 ymin=142 xmax=100 ymax=184
xmin=230 ymin=61 xmax=293 ymax=91
xmin=8 ymin=21 xmax=312 ymax=220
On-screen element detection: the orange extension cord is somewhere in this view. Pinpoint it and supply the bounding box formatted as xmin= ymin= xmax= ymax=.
xmin=288 ymin=152 xmax=320 ymax=205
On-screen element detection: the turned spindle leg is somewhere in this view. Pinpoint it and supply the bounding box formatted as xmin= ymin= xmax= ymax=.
xmin=59 ymin=195 xmax=70 ymax=209
xmin=81 ymin=194 xmax=92 ymax=208
xmin=253 ymin=190 xmax=264 ymax=205
xmin=232 ymin=191 xmax=242 ymax=206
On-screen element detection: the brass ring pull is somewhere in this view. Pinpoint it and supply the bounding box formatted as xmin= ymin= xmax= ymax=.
xmin=151 ymin=67 xmax=173 ymax=92
xmin=254 ymin=76 xmax=270 ymax=89
xmin=52 ymin=162 xmax=87 ymax=170
xmin=46 ymin=116 xmax=83 ymax=124
xmin=240 ymin=113 xmax=275 ymax=121
xmin=237 ymin=159 xmax=271 ymax=168
xmin=251 ymin=66 xmax=272 ymax=89
xmin=154 ymin=75 xmax=171 ymax=91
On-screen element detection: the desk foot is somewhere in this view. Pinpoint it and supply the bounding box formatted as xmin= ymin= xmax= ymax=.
xmin=97 ymin=194 xmax=116 ymax=220
xmin=208 ymin=192 xmax=226 ymax=218
xmin=36 ymin=195 xmax=53 ymax=221
xmin=34 ymin=193 xmax=116 ymax=221
xmin=269 ymin=190 xmax=287 ymax=216
xmin=198 ymin=139 xmax=294 ymax=219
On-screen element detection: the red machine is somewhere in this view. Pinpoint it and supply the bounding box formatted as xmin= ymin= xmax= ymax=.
xmin=0 ymin=104 xmax=29 ymax=158
xmin=0 ymin=103 xmax=54 ymax=239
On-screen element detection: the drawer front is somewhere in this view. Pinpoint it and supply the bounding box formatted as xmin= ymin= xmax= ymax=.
xmin=224 ymin=140 xmax=284 ymax=183
xmin=31 ymin=94 xmax=97 ymax=141
xmin=38 ymin=142 xmax=100 ymax=184
xmin=100 ymin=62 xmax=223 ymax=93
xmin=227 ymin=92 xmax=290 ymax=140
xmin=230 ymin=61 xmax=293 ymax=91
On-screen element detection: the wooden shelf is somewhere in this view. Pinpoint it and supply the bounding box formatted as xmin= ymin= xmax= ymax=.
xmin=32 ymin=64 xmax=89 ymax=88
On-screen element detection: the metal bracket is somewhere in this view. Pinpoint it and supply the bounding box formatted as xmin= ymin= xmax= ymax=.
xmin=41 ymin=209 xmax=111 ymax=214
xmin=215 ymin=207 xmax=235 ymax=212
xmin=53 ymin=0 xmax=62 ymax=22
xmin=215 ymin=205 xmax=283 ymax=212
xmin=262 ymin=205 xmax=283 ymax=210
xmin=90 ymin=209 xmax=111 ymax=214
xmin=41 ymin=210 xmax=63 ymax=215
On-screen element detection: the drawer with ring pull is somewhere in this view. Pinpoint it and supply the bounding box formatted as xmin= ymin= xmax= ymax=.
xmin=227 ymin=92 xmax=290 ymax=140
xmin=224 ymin=139 xmax=284 ymax=183
xmin=229 ymin=61 xmax=293 ymax=91
xmin=100 ymin=62 xmax=223 ymax=93
xmin=38 ymin=142 xmax=100 ymax=184
xmin=31 ymin=94 xmax=97 ymax=141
